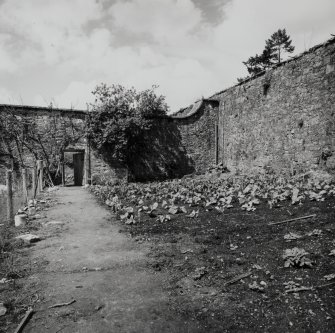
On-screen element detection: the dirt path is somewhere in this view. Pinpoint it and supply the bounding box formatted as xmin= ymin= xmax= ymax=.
xmin=20 ymin=187 xmax=200 ymax=333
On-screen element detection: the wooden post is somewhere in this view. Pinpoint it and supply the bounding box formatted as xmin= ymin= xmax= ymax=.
xmin=6 ymin=170 xmax=14 ymax=226
xmin=84 ymin=140 xmax=91 ymax=185
xmin=61 ymin=152 xmax=65 ymax=186
xmin=22 ymin=168 xmax=28 ymax=205
xmin=37 ymin=160 xmax=44 ymax=192
xmin=32 ymin=167 xmax=38 ymax=197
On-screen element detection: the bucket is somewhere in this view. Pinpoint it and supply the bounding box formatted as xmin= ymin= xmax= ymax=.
xmin=15 ymin=214 xmax=27 ymax=227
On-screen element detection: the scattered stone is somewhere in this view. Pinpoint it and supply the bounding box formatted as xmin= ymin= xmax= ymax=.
xmin=190 ymin=267 xmax=207 ymax=280
xmin=95 ymin=305 xmax=103 ymax=312
xmin=0 ymin=303 xmax=7 ymax=316
xmin=44 ymin=220 xmax=65 ymax=227
xmin=176 ymin=277 xmax=195 ymax=290
xmin=28 ymin=207 xmax=37 ymax=215
xmin=307 ymin=229 xmax=322 ymax=236
xmin=28 ymin=199 xmax=37 ymax=207
xmin=181 ymin=248 xmax=193 ymax=254
xmin=230 ymin=244 xmax=238 ymax=250
xmin=16 ymin=234 xmax=41 ymax=243
xmin=284 ymin=232 xmax=302 ymax=240
xmin=252 ymin=264 xmax=262 ymax=270
xmin=0 ymin=184 xmax=7 ymax=193
xmin=47 ymin=186 xmax=59 ymax=192
xmin=197 ymin=287 xmax=218 ymax=296
xmin=259 ymin=281 xmax=267 ymax=287
xmin=308 ymin=309 xmax=316 ymax=316
xmin=31 ymin=214 xmax=42 ymax=220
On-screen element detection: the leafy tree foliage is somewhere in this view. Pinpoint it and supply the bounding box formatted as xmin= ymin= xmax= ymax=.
xmin=86 ymin=84 xmax=169 ymax=167
xmin=242 ymin=28 xmax=295 ymax=78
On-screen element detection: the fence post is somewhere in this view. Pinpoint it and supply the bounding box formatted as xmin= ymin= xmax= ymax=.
xmin=84 ymin=140 xmax=91 ymax=185
xmin=22 ymin=168 xmax=28 ymax=204
xmin=37 ymin=160 xmax=44 ymax=192
xmin=61 ymin=152 xmax=65 ymax=187
xmin=6 ymin=170 xmax=14 ymax=226
xmin=32 ymin=166 xmax=38 ymax=197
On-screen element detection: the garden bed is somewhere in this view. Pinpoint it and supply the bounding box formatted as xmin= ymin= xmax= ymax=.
xmin=92 ymin=172 xmax=335 ymax=332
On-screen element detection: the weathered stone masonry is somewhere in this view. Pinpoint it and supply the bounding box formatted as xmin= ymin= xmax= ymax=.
xmin=126 ymin=99 xmax=219 ymax=181
xmin=0 ymin=105 xmax=115 ymax=185
xmin=169 ymin=100 xmax=219 ymax=173
xmin=176 ymin=37 xmax=335 ymax=175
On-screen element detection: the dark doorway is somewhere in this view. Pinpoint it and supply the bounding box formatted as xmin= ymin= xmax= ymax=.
xmin=62 ymin=149 xmax=86 ymax=186
xmin=73 ymin=153 xmax=84 ymax=186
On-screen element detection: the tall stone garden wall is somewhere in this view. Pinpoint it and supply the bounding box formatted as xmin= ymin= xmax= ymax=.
xmin=211 ymin=37 xmax=335 ymax=174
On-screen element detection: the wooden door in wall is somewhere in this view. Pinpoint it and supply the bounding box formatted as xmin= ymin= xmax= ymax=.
xmin=73 ymin=153 xmax=84 ymax=186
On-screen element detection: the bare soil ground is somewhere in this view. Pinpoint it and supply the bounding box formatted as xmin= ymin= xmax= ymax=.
xmin=0 ymin=187 xmax=202 ymax=332
xmin=123 ymin=197 xmax=335 ymax=332
xmin=1 ymin=181 xmax=335 ymax=332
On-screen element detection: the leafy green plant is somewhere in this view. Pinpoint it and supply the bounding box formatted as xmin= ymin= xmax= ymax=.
xmin=89 ymin=171 xmax=335 ymax=225
xmin=283 ymin=247 xmax=313 ymax=268
xmin=86 ymin=84 xmax=168 ymax=167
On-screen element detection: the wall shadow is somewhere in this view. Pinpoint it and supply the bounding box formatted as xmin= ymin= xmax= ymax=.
xmin=126 ymin=119 xmax=195 ymax=182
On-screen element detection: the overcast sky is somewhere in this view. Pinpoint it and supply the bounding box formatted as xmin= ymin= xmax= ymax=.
xmin=0 ymin=0 xmax=334 ymax=112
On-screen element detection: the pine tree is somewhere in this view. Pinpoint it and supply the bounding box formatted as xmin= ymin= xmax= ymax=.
xmin=243 ymin=47 xmax=273 ymax=76
xmin=265 ymin=28 xmax=295 ymax=63
xmin=241 ymin=28 xmax=295 ymax=79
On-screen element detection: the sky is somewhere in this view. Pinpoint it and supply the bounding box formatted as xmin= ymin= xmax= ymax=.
xmin=0 ymin=0 xmax=334 ymax=113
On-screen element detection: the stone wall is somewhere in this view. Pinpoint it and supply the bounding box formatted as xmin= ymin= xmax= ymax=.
xmin=0 ymin=106 xmax=107 ymax=185
xmin=90 ymin=150 xmax=128 ymax=185
xmin=125 ymin=100 xmax=219 ymax=181
xmin=171 ymin=100 xmax=219 ymax=174
xmin=210 ymin=37 xmax=335 ymax=174
xmin=126 ymin=118 xmax=193 ymax=181
xmin=2 ymin=37 xmax=334 ymax=182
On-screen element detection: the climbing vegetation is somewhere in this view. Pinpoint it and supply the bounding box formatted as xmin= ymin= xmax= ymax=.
xmin=86 ymin=84 xmax=169 ymax=167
